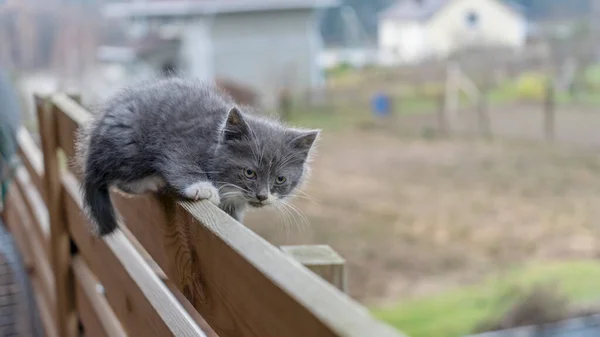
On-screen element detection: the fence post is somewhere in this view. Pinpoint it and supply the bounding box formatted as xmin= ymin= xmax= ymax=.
xmin=477 ymin=81 xmax=491 ymax=139
xmin=280 ymin=245 xmax=347 ymax=293
xmin=436 ymin=92 xmax=448 ymax=136
xmin=278 ymin=88 xmax=292 ymax=122
xmin=544 ymin=80 xmax=556 ymax=141
xmin=37 ymin=94 xmax=78 ymax=337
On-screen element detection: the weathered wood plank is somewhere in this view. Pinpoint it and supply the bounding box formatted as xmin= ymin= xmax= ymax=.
xmin=13 ymin=168 xmax=50 ymax=252
xmin=51 ymin=93 xmax=87 ymax=161
xmin=38 ymin=94 xmax=78 ymax=337
xmin=16 ymin=127 xmax=44 ymax=194
xmin=3 ymin=186 xmax=34 ymax=269
xmin=62 ymin=173 xmax=205 ymax=337
xmin=281 ymin=245 xmax=347 ymax=293
xmin=110 ymin=194 xmax=404 ymax=337
xmin=31 ymin=274 xmax=59 ymax=337
xmin=164 ymin=280 xmax=219 ymax=337
xmin=72 ymin=256 xmax=127 ymax=337
xmin=3 ymin=183 xmax=55 ymax=307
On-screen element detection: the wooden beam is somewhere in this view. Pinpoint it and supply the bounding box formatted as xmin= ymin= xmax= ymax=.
xmin=13 ymin=168 xmax=50 ymax=251
xmin=62 ymin=173 xmax=205 ymax=337
xmin=16 ymin=127 xmax=44 ymax=194
xmin=281 ymin=245 xmax=347 ymax=293
xmin=72 ymin=256 xmax=127 ymax=337
xmin=544 ymin=80 xmax=556 ymax=141
xmin=31 ymin=274 xmax=59 ymax=337
xmin=3 ymin=183 xmax=55 ymax=307
xmin=38 ymin=94 xmax=78 ymax=337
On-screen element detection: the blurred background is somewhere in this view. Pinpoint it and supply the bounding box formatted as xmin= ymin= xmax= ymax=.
xmin=5 ymin=0 xmax=600 ymax=336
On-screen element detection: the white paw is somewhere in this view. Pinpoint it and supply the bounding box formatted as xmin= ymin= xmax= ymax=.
xmin=183 ymin=181 xmax=220 ymax=205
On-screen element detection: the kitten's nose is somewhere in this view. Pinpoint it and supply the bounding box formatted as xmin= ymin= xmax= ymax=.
xmin=256 ymin=191 xmax=268 ymax=202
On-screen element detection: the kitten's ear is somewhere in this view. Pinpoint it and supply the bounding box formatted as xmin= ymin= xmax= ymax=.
xmin=290 ymin=129 xmax=320 ymax=154
xmin=222 ymin=107 xmax=250 ymax=142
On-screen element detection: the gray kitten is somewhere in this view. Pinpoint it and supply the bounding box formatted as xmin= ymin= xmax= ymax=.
xmin=77 ymin=77 xmax=319 ymax=236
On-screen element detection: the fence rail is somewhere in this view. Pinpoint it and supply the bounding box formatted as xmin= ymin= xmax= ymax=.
xmin=1 ymin=93 xmax=405 ymax=337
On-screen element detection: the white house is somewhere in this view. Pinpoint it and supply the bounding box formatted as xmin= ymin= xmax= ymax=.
xmin=378 ymin=0 xmax=527 ymax=63
xmin=102 ymin=0 xmax=338 ymax=108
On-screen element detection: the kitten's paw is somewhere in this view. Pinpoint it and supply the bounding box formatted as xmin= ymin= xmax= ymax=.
xmin=183 ymin=181 xmax=220 ymax=205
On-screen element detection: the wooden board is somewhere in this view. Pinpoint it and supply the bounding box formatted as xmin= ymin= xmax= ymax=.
xmin=16 ymin=127 xmax=44 ymax=195
xmin=62 ymin=173 xmax=205 ymax=337
xmin=3 ymin=186 xmax=34 ymax=269
xmin=110 ymin=193 xmax=404 ymax=337
xmin=281 ymin=245 xmax=347 ymax=293
xmin=31 ymin=274 xmax=59 ymax=337
xmin=51 ymin=94 xmax=87 ymax=161
xmin=38 ymin=94 xmax=78 ymax=337
xmin=73 ymin=256 xmax=127 ymax=337
xmin=3 ymin=184 xmax=55 ymax=308
xmin=13 ymin=168 xmax=50 ymax=254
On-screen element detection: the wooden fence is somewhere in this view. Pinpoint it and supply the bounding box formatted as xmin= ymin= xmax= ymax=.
xmin=0 ymin=93 xmax=405 ymax=337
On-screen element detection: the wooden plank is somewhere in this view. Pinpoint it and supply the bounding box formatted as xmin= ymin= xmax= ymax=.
xmin=72 ymin=256 xmax=127 ymax=337
xmin=31 ymin=275 xmax=59 ymax=337
xmin=111 ymin=193 xmax=404 ymax=337
xmin=2 ymin=186 xmax=34 ymax=269
xmin=55 ymin=89 xmax=405 ymax=337
xmin=3 ymin=183 xmax=55 ymax=306
xmin=16 ymin=127 xmax=44 ymax=195
xmin=13 ymin=168 xmax=50 ymax=251
xmin=51 ymin=93 xmax=87 ymax=160
xmin=38 ymin=94 xmax=78 ymax=337
xmin=3 ymin=187 xmax=58 ymax=337
xmin=120 ymin=228 xmax=213 ymax=335
xmin=164 ymin=281 xmax=218 ymax=337
xmin=61 ymin=173 xmax=205 ymax=337
xmin=544 ymin=81 xmax=556 ymax=141
xmin=281 ymin=245 xmax=347 ymax=293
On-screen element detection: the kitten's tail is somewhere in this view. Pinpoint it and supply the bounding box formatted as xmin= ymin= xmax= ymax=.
xmin=83 ymin=172 xmax=118 ymax=237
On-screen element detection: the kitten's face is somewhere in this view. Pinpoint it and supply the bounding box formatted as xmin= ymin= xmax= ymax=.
xmin=211 ymin=108 xmax=318 ymax=209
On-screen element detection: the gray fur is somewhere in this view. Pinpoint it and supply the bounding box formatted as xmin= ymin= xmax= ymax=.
xmin=76 ymin=77 xmax=319 ymax=236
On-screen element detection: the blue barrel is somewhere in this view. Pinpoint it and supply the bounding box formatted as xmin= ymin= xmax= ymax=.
xmin=371 ymin=92 xmax=391 ymax=118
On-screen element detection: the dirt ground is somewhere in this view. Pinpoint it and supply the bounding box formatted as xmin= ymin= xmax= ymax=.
xmin=245 ymin=120 xmax=600 ymax=306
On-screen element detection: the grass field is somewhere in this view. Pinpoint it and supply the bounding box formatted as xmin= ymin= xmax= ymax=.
xmin=373 ymin=261 xmax=600 ymax=337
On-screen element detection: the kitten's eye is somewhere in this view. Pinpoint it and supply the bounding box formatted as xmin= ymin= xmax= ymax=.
xmin=243 ymin=169 xmax=257 ymax=179
xmin=275 ymin=176 xmax=287 ymax=185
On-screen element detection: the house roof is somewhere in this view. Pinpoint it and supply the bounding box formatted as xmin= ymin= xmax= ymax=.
xmin=104 ymin=0 xmax=339 ymax=18
xmin=379 ymin=0 xmax=524 ymax=21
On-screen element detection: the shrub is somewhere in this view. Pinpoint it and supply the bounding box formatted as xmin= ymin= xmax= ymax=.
xmin=583 ymin=64 xmax=600 ymax=91
xmin=514 ymin=72 xmax=548 ymax=102
xmin=474 ymin=283 xmax=570 ymax=333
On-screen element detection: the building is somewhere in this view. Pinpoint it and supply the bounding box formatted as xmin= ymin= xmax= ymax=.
xmin=378 ymin=0 xmax=527 ymax=63
xmin=102 ymin=0 xmax=338 ymax=107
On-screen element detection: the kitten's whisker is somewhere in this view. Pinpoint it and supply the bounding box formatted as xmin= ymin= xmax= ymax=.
xmin=279 ymin=200 xmax=310 ymax=238
xmin=289 ymin=189 xmax=319 ymax=203
xmin=287 ymin=202 xmax=310 ymax=235
xmin=219 ymin=191 xmax=245 ymax=200
xmin=275 ymin=152 xmax=298 ymax=171
xmin=247 ymin=123 xmax=265 ymax=166
xmin=288 ymin=193 xmax=318 ymax=202
xmin=216 ymin=183 xmax=252 ymax=193
xmin=279 ymin=204 xmax=296 ymax=242
xmin=274 ymin=204 xmax=292 ymax=242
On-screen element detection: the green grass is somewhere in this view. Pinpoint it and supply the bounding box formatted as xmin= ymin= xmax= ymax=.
xmin=286 ymin=104 xmax=370 ymax=130
xmin=286 ymin=95 xmax=439 ymax=131
xmin=372 ymin=260 xmax=600 ymax=337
